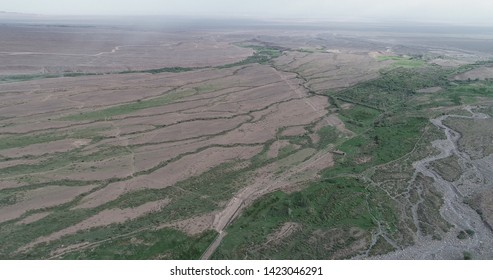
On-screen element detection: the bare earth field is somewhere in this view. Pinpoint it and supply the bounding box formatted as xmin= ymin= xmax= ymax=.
xmin=1 ymin=17 xmax=493 ymax=260
xmin=0 ymin=25 xmax=253 ymax=75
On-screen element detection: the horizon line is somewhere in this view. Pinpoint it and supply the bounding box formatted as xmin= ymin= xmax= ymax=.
xmin=1 ymin=10 xmax=493 ymax=27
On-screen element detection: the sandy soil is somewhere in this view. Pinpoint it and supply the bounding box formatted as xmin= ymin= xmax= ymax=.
xmin=128 ymin=115 xmax=250 ymax=145
xmin=274 ymin=50 xmax=386 ymax=93
xmin=42 ymin=155 xmax=134 ymax=181
xmin=158 ymin=213 xmax=216 ymax=236
xmin=215 ymin=97 xmax=328 ymax=145
xmin=0 ymin=138 xmax=90 ymax=158
xmin=430 ymin=58 xmax=469 ymax=67
xmin=0 ymin=67 xmax=240 ymax=120
xmin=74 ymin=145 xmax=262 ymax=209
xmin=280 ymin=126 xmax=306 ymax=137
xmin=0 ymin=25 xmax=253 ymax=75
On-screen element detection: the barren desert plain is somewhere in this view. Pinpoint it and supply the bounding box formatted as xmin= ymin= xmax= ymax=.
xmin=1 ymin=15 xmax=493 ymax=259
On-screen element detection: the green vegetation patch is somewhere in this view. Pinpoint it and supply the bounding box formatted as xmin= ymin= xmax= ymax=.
xmin=338 ymin=105 xmax=380 ymax=132
xmin=372 ymin=117 xmax=428 ymax=164
xmin=213 ymin=177 xmax=380 ymax=259
xmin=275 ymin=148 xmax=315 ymax=173
xmin=377 ymin=55 xmax=427 ymax=68
xmin=446 ymin=81 xmax=493 ymax=105
xmin=219 ymin=45 xmax=283 ymax=68
xmin=0 ymin=133 xmax=66 ymax=151
xmin=334 ymin=67 xmax=449 ymax=111
xmin=0 ymin=190 xmax=23 ymax=207
xmin=316 ymin=126 xmax=339 ymax=149
xmin=277 ymin=144 xmax=299 ymax=159
xmin=324 ymin=116 xmax=427 ymax=177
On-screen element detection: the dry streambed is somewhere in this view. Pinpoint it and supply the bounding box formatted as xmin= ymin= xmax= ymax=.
xmin=373 ymin=106 xmax=493 ymax=259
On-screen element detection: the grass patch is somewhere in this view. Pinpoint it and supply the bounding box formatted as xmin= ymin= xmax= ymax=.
xmin=0 ymin=190 xmax=22 ymax=207
xmin=219 ymin=46 xmax=283 ymax=68
xmin=316 ymin=126 xmax=339 ymax=149
xmin=376 ymin=56 xmax=408 ymax=62
xmin=334 ymin=67 xmax=449 ymax=111
xmin=446 ymin=81 xmax=493 ymax=105
xmin=377 ymin=55 xmax=426 ymax=68
xmin=278 ymin=144 xmax=299 ymax=159
xmin=324 ymin=116 xmax=427 ymax=177
xmin=275 ymin=148 xmax=315 ymax=173
xmin=213 ymin=177 xmax=386 ymax=259
xmin=0 ymin=133 xmax=66 ymax=151
xmin=339 ymin=105 xmax=381 ymax=130
xmin=372 ymin=117 xmax=428 ymax=164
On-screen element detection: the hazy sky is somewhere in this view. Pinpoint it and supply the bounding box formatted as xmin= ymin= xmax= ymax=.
xmin=2 ymin=0 xmax=493 ymax=24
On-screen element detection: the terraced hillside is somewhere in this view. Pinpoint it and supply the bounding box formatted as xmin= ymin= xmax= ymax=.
xmin=1 ymin=23 xmax=493 ymax=259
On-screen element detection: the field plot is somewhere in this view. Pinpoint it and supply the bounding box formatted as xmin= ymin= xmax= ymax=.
xmin=1 ymin=19 xmax=493 ymax=260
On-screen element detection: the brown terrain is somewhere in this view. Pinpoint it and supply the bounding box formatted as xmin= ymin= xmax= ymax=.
xmin=0 ymin=22 xmax=353 ymax=259
xmin=1 ymin=17 xmax=493 ymax=260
